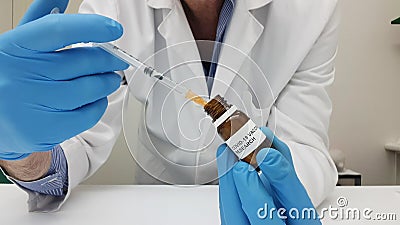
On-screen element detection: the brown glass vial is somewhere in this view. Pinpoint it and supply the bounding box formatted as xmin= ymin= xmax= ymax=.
xmin=204 ymin=95 xmax=272 ymax=168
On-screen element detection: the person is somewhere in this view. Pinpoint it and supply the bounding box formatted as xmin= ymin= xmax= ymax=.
xmin=0 ymin=0 xmax=338 ymax=222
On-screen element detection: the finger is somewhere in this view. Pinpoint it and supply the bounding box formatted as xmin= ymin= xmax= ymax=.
xmin=48 ymin=97 xmax=109 ymax=143
xmin=257 ymin=165 xmax=284 ymax=210
xmin=36 ymin=72 xmax=121 ymax=111
xmin=233 ymin=162 xmax=285 ymax=225
xmin=260 ymin=127 xmax=293 ymax=164
xmin=19 ymin=0 xmax=69 ymax=25
xmin=7 ymin=14 xmax=123 ymax=52
xmin=19 ymin=97 xmax=109 ymax=152
xmin=32 ymin=47 xmax=129 ymax=80
xmin=216 ymin=145 xmax=250 ymax=225
xmin=216 ymin=144 xmax=237 ymax=178
xmin=257 ymin=149 xmax=321 ymax=225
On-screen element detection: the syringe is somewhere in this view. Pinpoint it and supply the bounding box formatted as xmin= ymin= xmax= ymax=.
xmin=47 ymin=8 xmax=208 ymax=107
xmin=93 ymin=43 xmax=207 ymax=106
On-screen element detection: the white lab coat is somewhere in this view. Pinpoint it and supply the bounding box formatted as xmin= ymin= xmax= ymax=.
xmin=23 ymin=0 xmax=339 ymax=212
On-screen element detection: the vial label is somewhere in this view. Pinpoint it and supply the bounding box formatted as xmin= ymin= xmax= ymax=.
xmin=225 ymin=120 xmax=267 ymax=159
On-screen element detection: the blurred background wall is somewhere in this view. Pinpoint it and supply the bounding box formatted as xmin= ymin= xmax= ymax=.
xmin=328 ymin=0 xmax=400 ymax=185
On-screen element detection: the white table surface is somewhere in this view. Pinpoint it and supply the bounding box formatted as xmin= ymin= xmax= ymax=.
xmin=0 ymin=185 xmax=399 ymax=225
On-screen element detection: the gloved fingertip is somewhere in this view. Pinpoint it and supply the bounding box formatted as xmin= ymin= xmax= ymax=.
xmin=106 ymin=19 xmax=124 ymax=38
xmin=258 ymin=149 xmax=294 ymax=183
xmin=216 ymin=144 xmax=237 ymax=178
xmin=256 ymin=148 xmax=271 ymax=165
xmin=216 ymin=144 xmax=228 ymax=157
xmin=121 ymin=62 xmax=130 ymax=70
xmin=259 ymin=126 xmax=274 ymax=140
xmin=87 ymin=98 xmax=109 ymax=125
xmin=58 ymin=0 xmax=69 ymax=13
xmin=112 ymin=79 xmax=122 ymax=91
xmin=233 ymin=161 xmax=249 ymax=174
xmin=102 ymin=73 xmax=122 ymax=93
xmin=258 ymin=148 xmax=282 ymax=166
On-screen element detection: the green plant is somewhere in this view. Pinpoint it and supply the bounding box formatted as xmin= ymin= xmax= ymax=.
xmin=0 ymin=170 xmax=11 ymax=184
xmin=392 ymin=17 xmax=400 ymax=24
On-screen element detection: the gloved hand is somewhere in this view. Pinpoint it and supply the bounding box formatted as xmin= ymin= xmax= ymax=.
xmin=0 ymin=0 xmax=129 ymax=160
xmin=217 ymin=127 xmax=321 ymax=225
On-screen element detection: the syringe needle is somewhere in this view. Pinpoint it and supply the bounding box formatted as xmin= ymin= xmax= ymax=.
xmin=93 ymin=42 xmax=208 ymax=107
xmin=151 ymin=75 xmax=207 ymax=106
xmin=156 ymin=76 xmax=188 ymax=95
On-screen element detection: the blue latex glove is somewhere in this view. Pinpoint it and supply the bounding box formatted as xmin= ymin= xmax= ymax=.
xmin=0 ymin=0 xmax=129 ymax=160
xmin=217 ymin=127 xmax=321 ymax=225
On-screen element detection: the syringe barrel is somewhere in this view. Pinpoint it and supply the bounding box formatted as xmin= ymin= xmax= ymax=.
xmin=94 ymin=42 xmax=190 ymax=97
xmin=93 ymin=42 xmax=158 ymax=76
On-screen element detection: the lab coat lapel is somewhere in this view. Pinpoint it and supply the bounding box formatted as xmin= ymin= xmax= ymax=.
xmin=211 ymin=0 xmax=266 ymax=98
xmin=146 ymin=0 xmax=175 ymax=9
xmin=156 ymin=2 xmax=209 ymax=98
xmin=245 ymin=0 xmax=273 ymax=10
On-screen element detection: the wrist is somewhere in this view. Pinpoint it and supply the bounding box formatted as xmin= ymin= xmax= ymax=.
xmin=0 ymin=151 xmax=52 ymax=181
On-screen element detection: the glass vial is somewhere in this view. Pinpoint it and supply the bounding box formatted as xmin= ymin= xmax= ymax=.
xmin=204 ymin=95 xmax=272 ymax=168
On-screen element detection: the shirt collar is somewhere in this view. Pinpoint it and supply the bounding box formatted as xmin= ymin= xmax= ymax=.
xmin=146 ymin=0 xmax=271 ymax=10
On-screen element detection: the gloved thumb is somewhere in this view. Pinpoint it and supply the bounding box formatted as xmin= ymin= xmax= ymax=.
xmin=19 ymin=0 xmax=69 ymax=26
xmin=259 ymin=127 xmax=293 ymax=165
xmin=216 ymin=144 xmax=237 ymax=178
xmin=256 ymin=148 xmax=320 ymax=224
xmin=256 ymin=148 xmax=294 ymax=185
